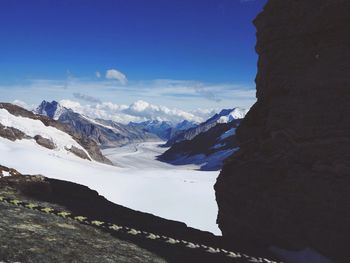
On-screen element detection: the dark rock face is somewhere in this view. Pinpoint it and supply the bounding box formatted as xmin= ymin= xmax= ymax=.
xmin=215 ymin=0 xmax=350 ymax=262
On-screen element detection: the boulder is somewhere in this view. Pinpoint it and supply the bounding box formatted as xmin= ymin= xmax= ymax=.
xmin=34 ymin=135 xmax=56 ymax=150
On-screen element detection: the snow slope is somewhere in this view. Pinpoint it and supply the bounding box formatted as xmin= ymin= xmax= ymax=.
xmin=0 ymin=137 xmax=220 ymax=235
xmin=0 ymin=108 xmax=89 ymax=157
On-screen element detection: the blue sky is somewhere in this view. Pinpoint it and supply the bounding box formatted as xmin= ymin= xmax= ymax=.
xmin=0 ymin=0 xmax=267 ymax=115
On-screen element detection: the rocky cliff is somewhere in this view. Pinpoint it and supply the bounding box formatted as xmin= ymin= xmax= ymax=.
xmin=215 ymin=0 xmax=350 ymax=262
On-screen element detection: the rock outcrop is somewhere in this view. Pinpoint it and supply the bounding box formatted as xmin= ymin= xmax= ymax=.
xmin=0 ymin=123 xmax=29 ymax=141
xmin=34 ymin=135 xmax=56 ymax=150
xmin=215 ymin=0 xmax=350 ymax=262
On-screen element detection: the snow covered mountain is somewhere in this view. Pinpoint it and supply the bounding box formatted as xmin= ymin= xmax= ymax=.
xmin=128 ymin=119 xmax=197 ymax=141
xmin=0 ymin=102 xmax=110 ymax=164
xmin=164 ymin=107 xmax=247 ymax=147
xmin=36 ymin=100 xmax=159 ymax=147
xmin=159 ymin=120 xmax=241 ymax=171
xmin=35 ymin=100 xmax=67 ymax=120
xmin=128 ymin=120 xmax=173 ymax=140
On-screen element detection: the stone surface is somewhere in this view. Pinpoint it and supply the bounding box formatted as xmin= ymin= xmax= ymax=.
xmin=215 ymin=1 xmax=350 ymax=262
xmin=0 ymin=191 xmax=167 ymax=263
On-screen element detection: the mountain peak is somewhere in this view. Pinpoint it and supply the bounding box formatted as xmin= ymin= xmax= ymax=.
xmin=217 ymin=108 xmax=247 ymax=123
xmin=36 ymin=100 xmax=66 ymax=120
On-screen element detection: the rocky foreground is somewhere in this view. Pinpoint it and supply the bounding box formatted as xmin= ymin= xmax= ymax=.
xmin=0 ymin=166 xmax=279 ymax=263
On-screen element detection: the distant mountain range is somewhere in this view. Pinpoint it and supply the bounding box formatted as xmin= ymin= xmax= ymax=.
xmin=128 ymin=119 xmax=197 ymax=141
xmin=164 ymin=108 xmax=247 ymax=147
xmin=36 ymin=100 xmax=201 ymax=147
xmin=35 ymin=100 xmax=248 ymax=170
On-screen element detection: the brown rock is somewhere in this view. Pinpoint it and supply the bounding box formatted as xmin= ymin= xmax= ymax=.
xmin=34 ymin=135 xmax=56 ymax=149
xmin=215 ymin=1 xmax=350 ymax=262
xmin=0 ymin=123 xmax=29 ymax=141
xmin=65 ymin=145 xmax=91 ymax=160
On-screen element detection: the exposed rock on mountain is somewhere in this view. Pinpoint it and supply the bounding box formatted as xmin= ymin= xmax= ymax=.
xmin=0 ymin=122 xmax=29 ymax=141
xmin=66 ymin=145 xmax=91 ymax=160
xmin=165 ymin=108 xmax=247 ymax=147
xmin=215 ymin=1 xmax=350 ymax=262
xmin=159 ymin=121 xmax=241 ymax=171
xmin=34 ymin=135 xmax=56 ymax=150
xmin=0 ymin=102 xmax=111 ymax=164
xmin=37 ymin=100 xmax=159 ymax=147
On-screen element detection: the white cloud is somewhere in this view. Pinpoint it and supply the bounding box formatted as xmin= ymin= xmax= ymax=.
xmin=12 ymin=100 xmax=31 ymax=110
xmin=0 ymin=78 xmax=256 ymax=114
xmin=73 ymin=92 xmax=101 ymax=103
xmin=105 ymin=69 xmax=128 ymax=85
xmin=96 ymin=71 xmax=101 ymax=78
xmin=59 ymin=99 xmax=216 ymax=124
xmin=60 ymin=100 xmax=82 ymax=110
xmin=124 ymin=100 xmax=202 ymax=123
xmin=193 ymin=83 xmax=221 ymax=102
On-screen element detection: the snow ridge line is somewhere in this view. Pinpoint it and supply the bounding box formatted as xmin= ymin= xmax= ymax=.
xmin=0 ymin=196 xmax=283 ymax=263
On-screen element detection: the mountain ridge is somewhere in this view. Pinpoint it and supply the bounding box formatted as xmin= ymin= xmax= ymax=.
xmin=36 ymin=100 xmax=160 ymax=148
xmin=164 ymin=107 xmax=247 ymax=147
